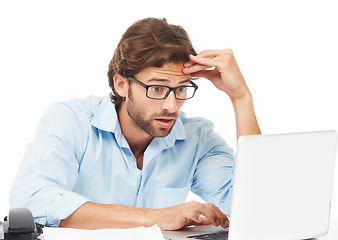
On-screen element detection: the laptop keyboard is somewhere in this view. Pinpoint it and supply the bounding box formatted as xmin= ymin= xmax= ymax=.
xmin=187 ymin=231 xmax=229 ymax=239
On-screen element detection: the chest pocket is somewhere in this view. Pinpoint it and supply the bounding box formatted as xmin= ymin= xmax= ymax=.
xmin=152 ymin=185 xmax=190 ymax=208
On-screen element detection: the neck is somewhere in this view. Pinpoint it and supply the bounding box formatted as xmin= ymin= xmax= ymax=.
xmin=117 ymin=103 xmax=153 ymax=169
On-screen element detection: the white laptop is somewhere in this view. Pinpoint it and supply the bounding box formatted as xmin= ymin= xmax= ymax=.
xmin=163 ymin=130 xmax=337 ymax=240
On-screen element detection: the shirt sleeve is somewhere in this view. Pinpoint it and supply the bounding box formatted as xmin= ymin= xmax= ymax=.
xmin=9 ymin=102 xmax=91 ymax=227
xmin=190 ymin=121 xmax=235 ymax=217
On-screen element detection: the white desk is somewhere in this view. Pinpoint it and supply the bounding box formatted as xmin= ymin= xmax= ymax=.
xmin=37 ymin=220 xmax=338 ymax=240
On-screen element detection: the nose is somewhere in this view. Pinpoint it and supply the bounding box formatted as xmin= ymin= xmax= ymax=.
xmin=162 ymin=91 xmax=178 ymax=113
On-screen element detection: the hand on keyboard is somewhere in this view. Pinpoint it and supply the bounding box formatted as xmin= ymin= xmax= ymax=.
xmin=152 ymin=201 xmax=229 ymax=231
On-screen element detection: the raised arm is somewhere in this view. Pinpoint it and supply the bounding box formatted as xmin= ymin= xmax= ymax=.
xmin=183 ymin=49 xmax=261 ymax=139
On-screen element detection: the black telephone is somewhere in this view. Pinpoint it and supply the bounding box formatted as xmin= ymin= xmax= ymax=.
xmin=0 ymin=208 xmax=43 ymax=240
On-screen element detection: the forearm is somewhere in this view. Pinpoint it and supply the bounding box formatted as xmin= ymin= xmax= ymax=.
xmin=59 ymin=201 xmax=156 ymax=229
xmin=59 ymin=201 xmax=229 ymax=231
xmin=231 ymin=93 xmax=261 ymax=139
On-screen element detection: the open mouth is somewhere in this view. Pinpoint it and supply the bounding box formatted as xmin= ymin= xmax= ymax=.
xmin=158 ymin=119 xmax=171 ymax=123
xmin=155 ymin=118 xmax=175 ymax=128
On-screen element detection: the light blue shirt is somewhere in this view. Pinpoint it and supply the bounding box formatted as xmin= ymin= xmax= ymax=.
xmin=9 ymin=95 xmax=234 ymax=227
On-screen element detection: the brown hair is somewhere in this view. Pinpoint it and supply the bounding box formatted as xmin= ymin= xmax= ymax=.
xmin=107 ymin=17 xmax=197 ymax=109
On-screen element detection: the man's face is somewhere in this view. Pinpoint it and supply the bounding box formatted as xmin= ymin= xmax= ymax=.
xmin=125 ymin=62 xmax=190 ymax=138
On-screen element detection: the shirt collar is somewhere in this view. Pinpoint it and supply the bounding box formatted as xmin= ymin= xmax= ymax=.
xmin=90 ymin=95 xmax=120 ymax=133
xmin=162 ymin=112 xmax=186 ymax=148
xmin=90 ymin=95 xmax=186 ymax=148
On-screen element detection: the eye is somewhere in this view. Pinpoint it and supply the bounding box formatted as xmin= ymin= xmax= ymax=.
xmin=150 ymin=86 xmax=166 ymax=93
xmin=177 ymin=86 xmax=188 ymax=93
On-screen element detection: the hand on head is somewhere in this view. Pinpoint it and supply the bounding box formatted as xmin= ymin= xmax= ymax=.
xmin=183 ymin=49 xmax=250 ymax=100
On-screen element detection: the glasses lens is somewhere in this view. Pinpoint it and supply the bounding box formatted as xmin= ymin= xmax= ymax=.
xmin=175 ymin=86 xmax=196 ymax=100
xmin=147 ymin=86 xmax=170 ymax=99
xmin=147 ymin=84 xmax=197 ymax=100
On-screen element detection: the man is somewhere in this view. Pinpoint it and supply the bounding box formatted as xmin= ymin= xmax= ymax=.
xmin=10 ymin=18 xmax=260 ymax=230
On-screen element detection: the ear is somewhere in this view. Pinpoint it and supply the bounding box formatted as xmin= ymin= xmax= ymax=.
xmin=113 ymin=74 xmax=129 ymax=98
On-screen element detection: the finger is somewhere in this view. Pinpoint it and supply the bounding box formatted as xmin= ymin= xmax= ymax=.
xmin=183 ymin=51 xmax=221 ymax=70
xmin=185 ymin=211 xmax=203 ymax=224
xmin=198 ymin=203 xmax=228 ymax=228
xmin=195 ymin=205 xmax=220 ymax=227
xmin=198 ymin=216 xmax=213 ymax=225
xmin=190 ymin=49 xmax=235 ymax=69
xmin=197 ymin=49 xmax=233 ymax=58
xmin=183 ymin=55 xmax=208 ymax=69
xmin=184 ymin=220 xmax=199 ymax=227
xmin=205 ymin=204 xmax=229 ymax=228
xmin=185 ymin=216 xmax=212 ymax=227
xmin=186 ymin=53 xmax=216 ymax=67
xmin=183 ymin=202 xmax=225 ymax=228
xmin=189 ymin=55 xmax=217 ymax=68
xmin=183 ymin=63 xmax=211 ymax=75
xmin=184 ymin=53 xmax=208 ymax=68
xmin=183 ymin=59 xmax=196 ymax=67
xmin=195 ymin=49 xmax=221 ymax=58
xmin=189 ymin=70 xmax=215 ymax=80
xmin=187 ymin=55 xmax=226 ymax=73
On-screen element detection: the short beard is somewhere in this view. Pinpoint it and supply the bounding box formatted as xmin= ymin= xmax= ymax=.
xmin=126 ymin=88 xmax=177 ymax=137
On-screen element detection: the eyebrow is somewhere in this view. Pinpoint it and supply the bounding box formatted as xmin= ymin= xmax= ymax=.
xmin=147 ymin=78 xmax=191 ymax=85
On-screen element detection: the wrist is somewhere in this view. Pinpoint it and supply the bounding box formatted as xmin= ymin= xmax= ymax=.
xmin=230 ymin=92 xmax=261 ymax=139
xmin=142 ymin=208 xmax=158 ymax=227
xmin=230 ymin=91 xmax=253 ymax=106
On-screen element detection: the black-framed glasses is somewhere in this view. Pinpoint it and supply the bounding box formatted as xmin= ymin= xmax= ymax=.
xmin=127 ymin=76 xmax=198 ymax=100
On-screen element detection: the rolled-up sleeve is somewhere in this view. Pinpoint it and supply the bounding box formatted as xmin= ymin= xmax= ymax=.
xmin=190 ymin=122 xmax=235 ymax=217
xmin=9 ymin=103 xmax=91 ymax=226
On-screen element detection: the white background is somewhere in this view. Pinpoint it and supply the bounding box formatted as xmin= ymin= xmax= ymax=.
xmin=1 ymin=0 xmax=337 ymax=220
